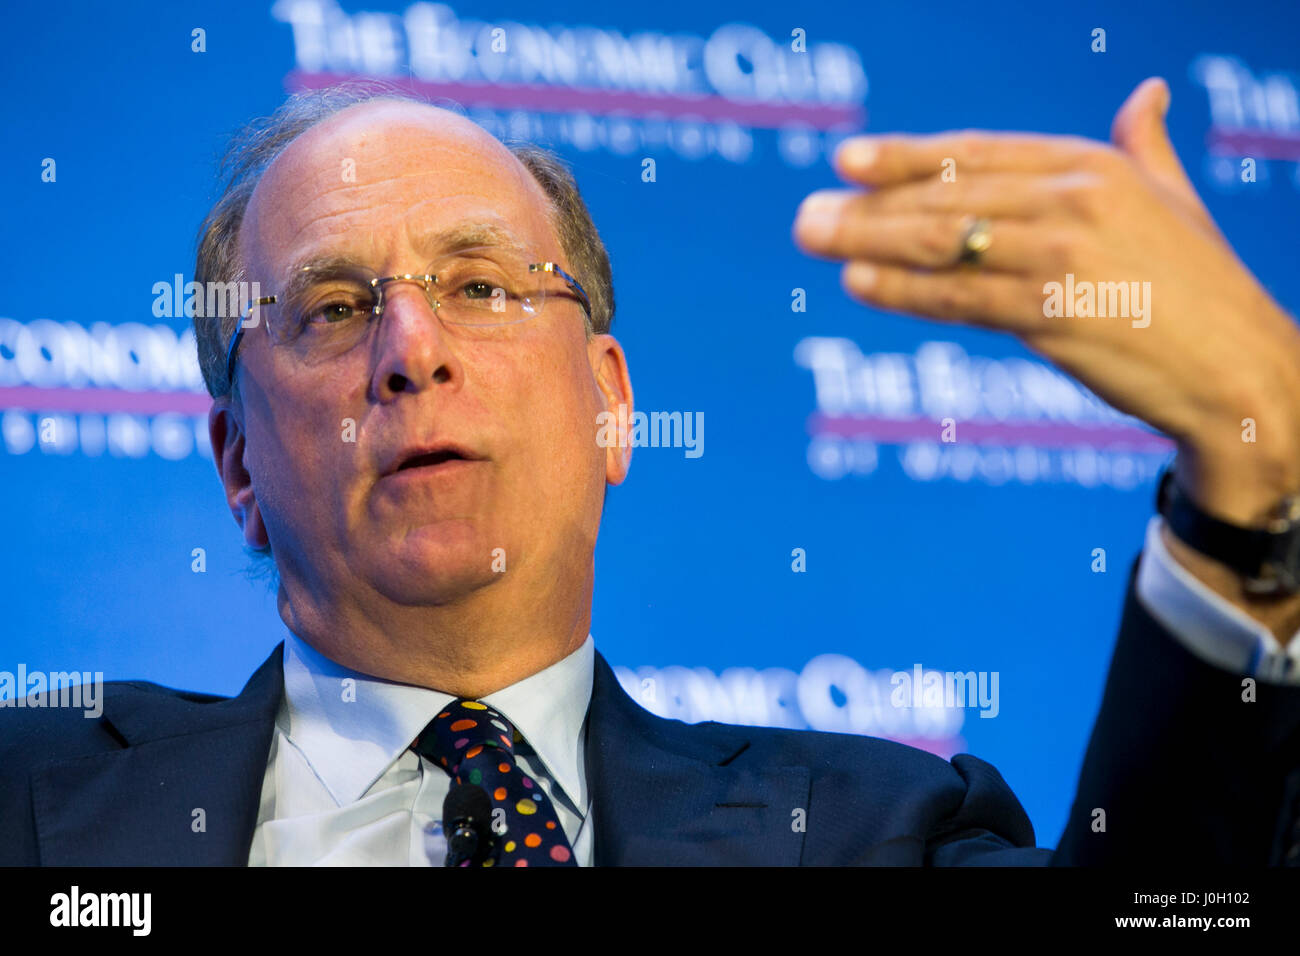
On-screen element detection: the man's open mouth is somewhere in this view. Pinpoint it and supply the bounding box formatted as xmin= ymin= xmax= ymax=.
xmin=383 ymin=443 xmax=482 ymax=477
xmin=397 ymin=449 xmax=468 ymax=471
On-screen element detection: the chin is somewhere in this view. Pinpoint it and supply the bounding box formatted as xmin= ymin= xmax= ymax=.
xmin=367 ymin=523 xmax=502 ymax=605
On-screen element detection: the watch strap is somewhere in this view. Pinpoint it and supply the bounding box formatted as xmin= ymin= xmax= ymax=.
xmin=1156 ymin=467 xmax=1300 ymax=596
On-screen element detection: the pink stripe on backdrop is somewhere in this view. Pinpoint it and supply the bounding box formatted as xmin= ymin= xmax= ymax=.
xmin=286 ymin=70 xmax=865 ymax=131
xmin=809 ymin=413 xmax=1175 ymax=452
xmin=1207 ymin=129 xmax=1300 ymax=161
xmin=885 ymin=736 xmax=965 ymax=760
xmin=0 ymin=386 xmax=212 ymax=416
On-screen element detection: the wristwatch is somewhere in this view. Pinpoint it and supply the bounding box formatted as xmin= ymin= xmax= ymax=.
xmin=1157 ymin=466 xmax=1300 ymax=596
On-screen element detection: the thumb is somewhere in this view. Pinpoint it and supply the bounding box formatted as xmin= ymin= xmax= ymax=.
xmin=1110 ymin=76 xmax=1213 ymax=226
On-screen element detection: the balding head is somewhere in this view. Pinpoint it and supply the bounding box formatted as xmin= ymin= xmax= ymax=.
xmin=193 ymin=85 xmax=615 ymax=402
xmin=241 ymin=99 xmax=563 ymax=295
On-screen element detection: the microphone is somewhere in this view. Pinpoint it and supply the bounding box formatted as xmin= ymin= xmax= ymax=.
xmin=442 ymin=782 xmax=495 ymax=867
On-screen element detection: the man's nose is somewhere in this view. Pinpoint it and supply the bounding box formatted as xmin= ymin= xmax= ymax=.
xmin=369 ymin=282 xmax=462 ymax=400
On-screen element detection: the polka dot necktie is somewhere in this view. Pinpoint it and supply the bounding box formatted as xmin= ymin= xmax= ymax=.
xmin=412 ymin=699 xmax=577 ymax=867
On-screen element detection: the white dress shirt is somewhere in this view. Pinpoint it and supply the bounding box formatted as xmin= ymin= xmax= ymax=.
xmin=247 ymin=632 xmax=595 ymax=866
xmin=245 ymin=518 xmax=1300 ymax=866
xmin=1137 ymin=516 xmax=1300 ymax=683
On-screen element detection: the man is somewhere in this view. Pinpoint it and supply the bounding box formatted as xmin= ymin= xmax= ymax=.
xmin=4 ymin=78 xmax=1300 ymax=866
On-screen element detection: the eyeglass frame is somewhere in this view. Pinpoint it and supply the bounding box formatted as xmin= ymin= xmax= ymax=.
xmin=222 ymin=257 xmax=592 ymax=393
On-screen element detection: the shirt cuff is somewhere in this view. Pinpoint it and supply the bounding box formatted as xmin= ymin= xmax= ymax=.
xmin=1135 ymin=516 xmax=1300 ymax=684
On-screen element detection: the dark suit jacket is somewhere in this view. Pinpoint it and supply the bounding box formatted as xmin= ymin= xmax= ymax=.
xmin=5 ymin=564 xmax=1300 ymax=865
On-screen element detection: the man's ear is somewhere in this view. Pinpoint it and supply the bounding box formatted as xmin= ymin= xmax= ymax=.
xmin=208 ymin=397 xmax=269 ymax=549
xmin=588 ymin=334 xmax=634 ymax=486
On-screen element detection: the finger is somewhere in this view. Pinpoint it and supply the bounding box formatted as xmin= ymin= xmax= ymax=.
xmin=1110 ymin=76 xmax=1219 ymax=235
xmin=848 ymin=171 xmax=1068 ymax=219
xmin=794 ymin=168 xmax=1117 ymax=260
xmin=839 ymin=260 xmax=1044 ymax=334
xmin=1110 ymin=78 xmax=1197 ymax=203
xmin=833 ymin=131 xmax=1105 ymax=187
xmin=796 ymin=210 xmax=1067 ymax=276
xmin=795 ymin=174 xmax=1070 ymax=250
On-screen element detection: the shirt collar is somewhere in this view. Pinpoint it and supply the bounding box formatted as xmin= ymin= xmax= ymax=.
xmin=280 ymin=631 xmax=595 ymax=809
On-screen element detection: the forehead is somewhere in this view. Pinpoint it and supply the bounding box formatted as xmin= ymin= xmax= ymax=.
xmin=240 ymin=100 xmax=559 ymax=279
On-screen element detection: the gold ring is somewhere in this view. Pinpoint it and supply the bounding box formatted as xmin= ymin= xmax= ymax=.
xmin=957 ymin=215 xmax=993 ymax=268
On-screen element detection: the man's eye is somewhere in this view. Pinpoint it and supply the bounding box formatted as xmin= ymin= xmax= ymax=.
xmin=308 ymin=301 xmax=362 ymax=324
xmin=461 ymin=280 xmax=497 ymax=300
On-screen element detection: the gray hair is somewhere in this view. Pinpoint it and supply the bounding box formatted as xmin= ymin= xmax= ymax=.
xmin=191 ymin=81 xmax=616 ymax=579
xmin=192 ymin=80 xmax=615 ymax=400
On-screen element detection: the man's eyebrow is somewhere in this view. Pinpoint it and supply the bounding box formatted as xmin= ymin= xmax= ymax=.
xmin=277 ymin=254 xmax=366 ymax=304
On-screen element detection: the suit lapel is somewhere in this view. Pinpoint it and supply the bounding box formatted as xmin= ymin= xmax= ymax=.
xmin=32 ymin=644 xmax=284 ymax=866
xmin=585 ymin=651 xmax=810 ymax=865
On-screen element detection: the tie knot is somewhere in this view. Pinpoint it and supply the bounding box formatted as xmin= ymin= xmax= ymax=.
xmin=413 ymin=698 xmax=518 ymax=775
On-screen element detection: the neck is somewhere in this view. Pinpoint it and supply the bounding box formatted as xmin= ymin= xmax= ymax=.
xmin=275 ymin=558 xmax=593 ymax=698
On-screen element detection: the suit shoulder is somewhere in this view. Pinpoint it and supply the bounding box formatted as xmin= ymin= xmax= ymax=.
xmin=695 ymin=719 xmax=957 ymax=779
xmin=0 ymin=679 xmax=231 ymax=768
xmin=687 ymin=719 xmax=1039 ymax=861
xmin=690 ymin=720 xmax=1022 ymax=823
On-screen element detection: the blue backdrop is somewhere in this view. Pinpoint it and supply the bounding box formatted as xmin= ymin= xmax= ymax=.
xmin=3 ymin=0 xmax=1298 ymax=847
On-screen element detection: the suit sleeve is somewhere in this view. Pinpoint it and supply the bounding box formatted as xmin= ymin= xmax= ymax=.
xmin=1051 ymin=558 xmax=1300 ymax=865
xmin=924 ymin=753 xmax=1053 ymax=866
